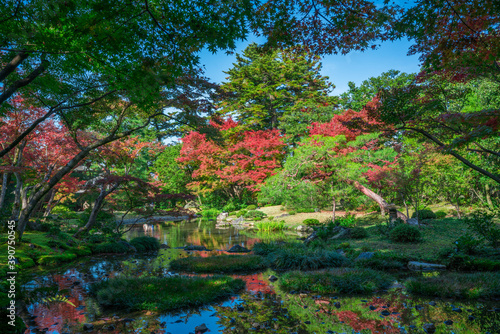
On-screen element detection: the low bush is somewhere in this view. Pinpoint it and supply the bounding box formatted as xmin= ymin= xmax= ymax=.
xmin=303 ymin=218 xmax=320 ymax=226
xmin=170 ymin=255 xmax=265 ymax=273
xmin=89 ymin=276 xmax=245 ymax=311
xmin=349 ymin=227 xmax=368 ymax=239
xmin=336 ymin=213 xmax=357 ymax=227
xmin=244 ymin=210 xmax=267 ymax=220
xmin=255 ymin=221 xmax=285 ymax=232
xmin=455 ymin=235 xmax=483 ymax=255
xmin=411 ymin=209 xmax=436 ymax=220
xmin=465 ymin=210 xmax=500 ymax=248
xmin=267 ymin=216 xmax=274 ymax=221
xmin=130 ymin=236 xmax=160 ymax=252
xmin=200 ymin=208 xmax=221 ymax=218
xmin=223 ymin=202 xmax=237 ymax=212
xmin=297 ymin=208 xmax=315 ymax=213
xmin=280 ymin=268 xmax=394 ymax=294
xmin=266 ymin=249 xmax=346 ymax=271
xmin=405 ymin=272 xmax=500 ymax=299
xmin=92 ymin=242 xmax=129 ymax=254
xmin=389 ymin=224 xmax=421 ymax=243
xmin=446 ymin=253 xmax=500 ymax=271
xmin=435 ymin=210 xmax=447 ymax=219
xmin=246 ymin=205 xmax=257 ymax=210
xmin=288 ymin=211 xmax=296 ymax=215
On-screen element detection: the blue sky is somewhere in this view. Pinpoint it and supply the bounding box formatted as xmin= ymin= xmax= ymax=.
xmin=199 ymin=38 xmax=421 ymax=94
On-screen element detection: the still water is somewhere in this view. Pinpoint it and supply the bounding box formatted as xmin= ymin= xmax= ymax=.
xmin=21 ymin=220 xmax=500 ymax=334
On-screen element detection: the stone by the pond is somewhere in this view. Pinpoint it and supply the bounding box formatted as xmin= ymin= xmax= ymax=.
xmin=407 ymin=218 xmax=419 ymax=226
xmin=423 ymin=323 xmax=436 ymax=334
xmin=227 ymin=245 xmax=250 ymax=253
xmin=83 ymin=323 xmax=94 ymax=331
xmin=334 ymin=302 xmax=341 ymax=309
xmin=452 ymin=307 xmax=462 ymax=313
xmin=381 ymin=310 xmax=391 ymax=316
xmin=369 ymin=305 xmax=377 ymax=311
xmin=268 ymin=275 xmax=278 ymax=282
xmin=194 ymin=323 xmax=208 ymax=333
xmin=468 ymin=315 xmax=475 ymax=321
xmin=408 ymin=261 xmax=446 ymax=271
xmin=429 ymin=301 xmax=437 ymax=306
xmin=444 ymin=320 xmax=453 ymax=325
xmin=355 ymin=252 xmax=375 ymax=261
xmin=296 ymin=225 xmax=313 ymax=233
xmin=184 ymin=245 xmax=208 ymax=251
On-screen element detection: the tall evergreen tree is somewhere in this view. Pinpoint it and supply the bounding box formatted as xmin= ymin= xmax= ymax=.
xmin=218 ymin=43 xmax=337 ymax=142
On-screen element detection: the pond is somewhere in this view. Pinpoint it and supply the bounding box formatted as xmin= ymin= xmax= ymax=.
xmin=20 ymin=220 xmax=500 ymax=334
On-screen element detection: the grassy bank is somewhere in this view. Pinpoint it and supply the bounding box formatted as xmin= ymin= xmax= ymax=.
xmin=405 ymin=272 xmax=500 ymax=299
xmin=170 ymin=255 xmax=266 ymax=273
xmin=89 ymin=275 xmax=245 ymax=311
xmin=279 ymin=268 xmax=394 ymax=294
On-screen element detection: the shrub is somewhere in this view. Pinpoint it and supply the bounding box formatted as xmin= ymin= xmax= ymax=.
xmin=229 ymin=211 xmax=238 ymax=216
xmin=389 ymin=224 xmax=421 ymax=243
xmin=435 ymin=210 xmax=447 ymax=219
xmin=256 ymin=221 xmax=285 ymax=232
xmin=280 ymin=268 xmax=394 ymax=294
xmin=237 ymin=209 xmax=247 ymax=217
xmin=350 ymin=227 xmax=368 ymax=239
xmin=253 ymin=217 xmax=262 ymax=221
xmin=244 ymin=210 xmax=267 ymax=219
xmin=303 ymin=218 xmax=320 ymax=226
xmin=336 ymin=213 xmax=357 ymax=227
xmin=130 ymin=236 xmax=160 ymax=252
xmin=170 ymin=255 xmax=265 ymax=273
xmin=446 ymin=253 xmax=500 ymax=271
xmin=405 ymin=272 xmax=500 ymax=299
xmin=455 ymin=235 xmax=483 ymax=255
xmin=89 ymin=276 xmax=245 ymax=311
xmin=376 ymin=218 xmax=404 ymax=236
xmin=253 ymin=241 xmax=291 ymax=256
xmin=92 ymin=242 xmax=129 ymax=254
xmin=411 ymin=209 xmax=436 ymax=220
xmin=267 ymin=216 xmax=274 ymax=221
xmin=266 ymin=249 xmax=346 ymax=270
xmin=288 ymin=211 xmax=296 ymax=215
xmin=246 ymin=205 xmax=257 ymax=210
xmin=200 ymin=208 xmax=221 ymax=218
xmin=465 ymin=210 xmax=500 ymax=248
xmin=223 ymin=202 xmax=237 ymax=212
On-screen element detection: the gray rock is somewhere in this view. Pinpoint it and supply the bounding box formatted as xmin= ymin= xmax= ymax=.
xmin=303 ymin=231 xmax=318 ymax=245
xmin=423 ymin=323 xmax=436 ymax=334
xmin=329 ymin=227 xmax=350 ymax=240
xmin=195 ymin=323 xmax=208 ymax=333
xmin=184 ymin=200 xmax=199 ymax=209
xmin=355 ymin=252 xmax=375 ymax=261
xmin=296 ymin=225 xmax=313 ymax=233
xmin=232 ymin=217 xmax=244 ymax=224
xmin=227 ymin=245 xmax=250 ymax=253
xmin=217 ymin=212 xmax=228 ymax=221
xmin=83 ymin=323 xmax=94 ymax=331
xmin=408 ymin=261 xmax=446 ymax=271
xmin=268 ymin=275 xmax=278 ymax=282
xmin=408 ymin=218 xmax=419 ymax=226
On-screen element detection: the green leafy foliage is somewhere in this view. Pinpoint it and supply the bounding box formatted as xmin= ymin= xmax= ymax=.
xmin=246 ymin=205 xmax=257 ymax=210
xmin=92 ymin=242 xmax=130 ymax=254
xmin=405 ymin=272 xmax=500 ymax=299
xmin=280 ymin=268 xmax=394 ymax=294
xmin=255 ymin=221 xmax=286 ymax=232
xmin=349 ymin=227 xmax=368 ymax=239
xmin=244 ymin=210 xmax=267 ymax=219
xmin=389 ymin=224 xmax=421 ymax=243
xmin=336 ymin=213 xmax=357 ymax=227
xmin=465 ymin=211 xmax=500 ymax=248
xmin=170 ymin=255 xmax=265 ymax=273
xmin=411 ymin=209 xmax=436 ymax=220
xmin=89 ymin=276 xmax=245 ymax=311
xmin=129 ymin=237 xmax=160 ymax=252
xmin=435 ymin=210 xmax=447 ymax=219
xmin=302 ymin=218 xmax=320 ymax=226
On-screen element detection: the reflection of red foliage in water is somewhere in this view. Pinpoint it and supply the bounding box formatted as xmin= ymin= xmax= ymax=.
xmin=26 ymin=272 xmax=87 ymax=333
xmin=232 ymin=273 xmax=274 ymax=294
xmin=335 ymin=310 xmax=399 ymax=334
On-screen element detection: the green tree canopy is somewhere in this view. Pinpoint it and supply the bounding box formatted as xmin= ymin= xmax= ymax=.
xmin=217 ymin=43 xmax=337 ymax=141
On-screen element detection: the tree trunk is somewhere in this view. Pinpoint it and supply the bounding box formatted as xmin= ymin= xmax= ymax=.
xmin=454 ymin=199 xmax=461 ymax=219
xmin=0 ymin=173 xmax=9 ymax=210
xmin=74 ymin=189 xmax=107 ymax=238
xmin=485 ymin=184 xmax=494 ymax=208
xmin=42 ymin=189 xmax=56 ymax=221
xmin=11 ymin=172 xmax=22 ymax=220
xmin=343 ymin=178 xmax=408 ymax=221
xmin=332 ymin=195 xmax=336 ymax=224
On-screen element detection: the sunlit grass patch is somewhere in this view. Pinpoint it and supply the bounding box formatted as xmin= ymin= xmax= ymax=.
xmin=89 ymin=275 xmax=244 ymax=311
xmin=405 ymin=272 xmax=500 ymax=299
xmin=170 ymin=254 xmax=265 ymax=273
xmin=255 ymin=220 xmax=286 ymax=232
xmin=280 ymin=268 xmax=394 ymax=294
